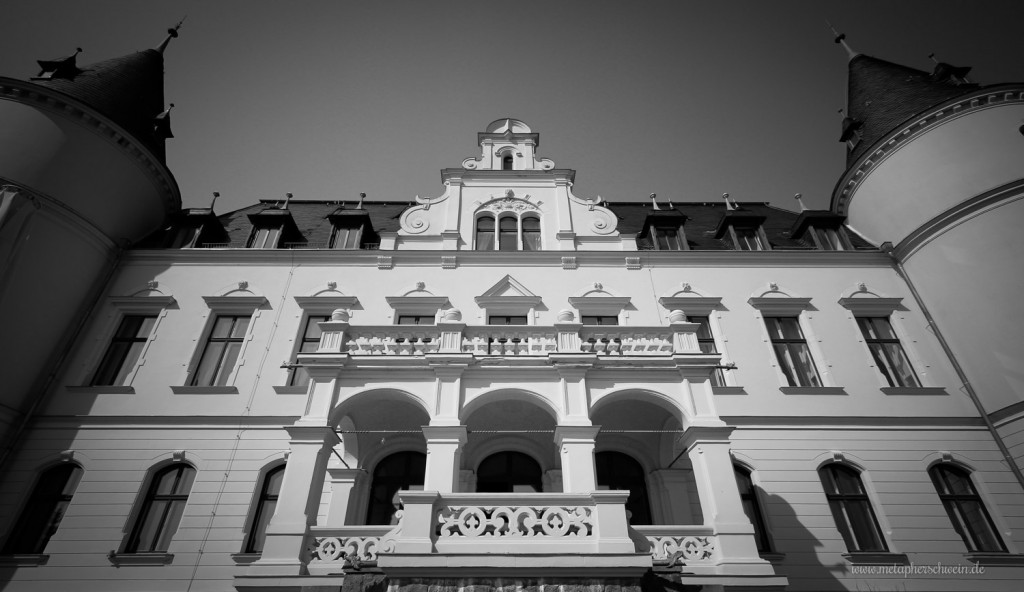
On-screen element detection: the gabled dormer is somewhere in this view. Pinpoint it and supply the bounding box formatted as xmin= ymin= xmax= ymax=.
xmin=165 ymin=208 xmax=227 ymax=248
xmin=714 ymin=201 xmax=770 ymax=251
xmin=639 ymin=209 xmax=689 ymax=251
xmin=790 ymin=210 xmax=852 ymax=251
xmin=327 ymin=206 xmax=377 ymax=250
xmin=247 ymin=206 xmax=300 ymax=249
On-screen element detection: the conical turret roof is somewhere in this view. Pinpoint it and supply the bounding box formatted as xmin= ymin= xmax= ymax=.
xmin=845 ymin=54 xmax=975 ymax=165
xmin=34 ymin=49 xmax=168 ymax=161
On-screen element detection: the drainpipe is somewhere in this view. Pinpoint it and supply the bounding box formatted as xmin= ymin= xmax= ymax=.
xmin=880 ymin=242 xmax=1024 ymax=493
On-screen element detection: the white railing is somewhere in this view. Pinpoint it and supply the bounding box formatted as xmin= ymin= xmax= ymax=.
xmin=307 ymin=524 xmax=399 ymax=573
xmin=633 ymin=525 xmax=719 ymax=566
xmin=315 ymin=321 xmax=706 ymax=358
xmin=438 ymin=504 xmax=592 ymax=538
xmin=461 ymin=326 xmax=558 ymax=356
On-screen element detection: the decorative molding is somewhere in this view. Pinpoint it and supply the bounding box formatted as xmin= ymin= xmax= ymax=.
xmin=658 ymin=296 xmax=722 ymax=315
xmin=441 ymin=255 xmax=457 ymax=269
xmin=748 ymin=296 xmax=813 ymax=315
xmin=625 ymin=257 xmax=642 ymax=270
xmin=780 ymin=387 xmax=847 ymax=396
xmin=880 ymin=387 xmax=948 ymax=396
xmin=561 ymin=256 xmax=578 ymax=270
xmin=838 ymin=296 xmax=904 ymax=316
xmin=294 ymin=295 xmax=360 ymax=312
xmin=201 ymin=295 xmax=268 ymax=313
xmin=169 ymin=386 xmax=239 ymax=395
xmin=108 ymin=295 xmax=176 ymax=312
xmin=107 ymin=552 xmax=174 ymax=566
xmin=377 ymin=255 xmax=393 ymax=269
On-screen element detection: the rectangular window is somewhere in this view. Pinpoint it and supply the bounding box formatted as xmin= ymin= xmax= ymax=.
xmin=191 ymin=315 xmax=251 ymax=386
xmin=765 ymin=316 xmax=821 ymax=387
xmin=522 ymin=217 xmax=541 ymax=251
xmin=653 ymin=226 xmax=684 ymax=250
xmin=488 ymin=315 xmax=528 ymax=325
xmin=820 ymin=464 xmax=888 ymax=552
xmin=582 ymin=315 xmax=619 ymax=326
xmin=732 ymin=226 xmax=766 ymax=251
xmin=331 ymin=221 xmax=363 ymax=249
xmin=397 ymin=315 xmax=434 ymax=325
xmin=248 ymin=225 xmax=281 ymax=249
xmin=689 ymin=316 xmax=725 ymax=387
xmin=126 ymin=464 xmax=195 ymax=553
xmin=857 ymin=317 xmax=920 ymax=387
xmin=289 ymin=315 xmax=330 ymax=387
xmin=92 ymin=315 xmax=157 ymax=386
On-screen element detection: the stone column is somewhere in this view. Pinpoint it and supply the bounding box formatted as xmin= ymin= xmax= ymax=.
xmin=553 ymin=425 xmax=600 ymax=492
xmin=681 ymin=426 xmax=774 ymax=574
xmin=326 ymin=467 xmax=365 ymax=526
xmin=249 ymin=424 xmax=338 ymax=576
xmin=422 ymin=425 xmax=467 ymax=493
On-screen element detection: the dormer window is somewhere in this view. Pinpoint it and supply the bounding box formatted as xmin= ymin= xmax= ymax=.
xmin=331 ymin=218 xmax=364 ymax=249
xmin=165 ymin=208 xmax=227 ymax=249
xmin=640 ymin=210 xmax=688 ymax=251
xmin=790 ymin=211 xmax=851 ymax=251
xmin=475 ymin=213 xmax=542 ymax=251
xmin=502 ymin=155 xmax=513 ymax=170
xmin=168 ymin=223 xmax=202 ymax=249
xmin=652 ymin=225 xmax=685 ymax=250
xmin=248 ymin=224 xmax=282 ymax=249
xmin=731 ymin=226 xmax=768 ymax=251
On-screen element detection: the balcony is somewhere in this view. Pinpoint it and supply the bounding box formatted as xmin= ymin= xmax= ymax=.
xmin=313 ymin=319 xmax=705 ymax=359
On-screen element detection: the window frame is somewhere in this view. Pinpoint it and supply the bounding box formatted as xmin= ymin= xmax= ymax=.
xmin=595 ymin=451 xmax=652 ymax=525
xmin=473 ymin=212 xmax=542 ymax=251
xmin=330 ymin=219 xmax=365 ymax=250
xmin=728 ymin=225 xmax=770 ymax=251
xmin=84 ymin=295 xmax=175 ymax=389
xmin=856 ymin=316 xmax=921 ymax=388
xmin=124 ymin=463 xmax=196 ymax=554
xmin=244 ymin=464 xmax=286 ymax=554
xmin=186 ymin=296 xmax=267 ymax=388
xmin=289 ymin=295 xmax=360 ymax=388
xmin=91 ymin=315 xmax=158 ymax=387
xmin=689 ymin=315 xmax=726 ymax=387
xmin=748 ymin=296 xmax=831 ymax=389
xmin=809 ymin=225 xmax=852 ymax=251
xmin=288 ymin=314 xmax=331 ymax=387
xmin=651 ymin=224 xmax=688 ymax=251
xmin=734 ymin=464 xmax=772 ymax=552
xmin=764 ymin=316 xmax=822 ymax=387
xmin=247 ymin=224 xmax=282 ymax=249
xmin=1 ymin=463 xmax=83 ymax=555
xmin=929 ymin=463 xmax=1007 ymax=553
xmin=366 ymin=451 xmax=426 ymax=525
xmin=818 ymin=463 xmax=888 ymax=553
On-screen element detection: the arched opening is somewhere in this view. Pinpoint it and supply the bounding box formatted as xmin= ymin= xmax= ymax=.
xmin=366 ymin=451 xmax=426 ymax=525
xmin=502 ymin=155 xmax=514 ymax=170
xmin=928 ymin=463 xmax=1006 ymax=552
xmin=734 ymin=464 xmax=771 ymax=552
xmin=476 ymin=216 xmax=495 ymax=250
xmin=498 ymin=216 xmax=518 ymax=251
xmin=477 ymin=451 xmax=542 ymax=493
xmin=246 ymin=464 xmax=285 ymax=553
xmin=522 ymin=215 xmax=541 ymax=251
xmin=596 ymin=451 xmax=652 ymax=524
xmin=2 ymin=463 xmax=83 ymax=554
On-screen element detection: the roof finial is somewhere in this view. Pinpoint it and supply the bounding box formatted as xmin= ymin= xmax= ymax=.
xmin=793 ymin=193 xmax=808 ymax=212
xmin=210 ymin=191 xmax=220 ymax=212
xmin=357 ymin=192 xmax=366 ymax=209
xmin=723 ymin=193 xmax=735 ymax=211
xmin=283 ymin=192 xmax=293 ymax=210
xmin=826 ymin=21 xmax=858 ymax=60
xmin=157 ymin=17 xmax=186 ymax=54
xmin=650 ymin=193 xmax=660 ymax=211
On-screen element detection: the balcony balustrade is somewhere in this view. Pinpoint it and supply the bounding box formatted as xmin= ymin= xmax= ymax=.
xmin=306 ymin=493 xmax=722 ymax=575
xmin=315 ymin=319 xmax=703 ymax=357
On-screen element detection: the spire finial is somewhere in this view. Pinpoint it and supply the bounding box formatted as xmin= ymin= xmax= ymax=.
xmin=793 ymin=193 xmax=808 ymax=212
xmin=358 ymin=192 xmax=366 ymax=209
xmin=283 ymin=192 xmax=293 ymax=210
xmin=210 ymin=191 xmax=220 ymax=212
xmin=723 ymin=193 xmax=735 ymax=211
xmin=650 ymin=193 xmax=660 ymax=211
xmin=826 ymin=21 xmax=858 ymax=60
xmin=157 ymin=17 xmax=186 ymax=54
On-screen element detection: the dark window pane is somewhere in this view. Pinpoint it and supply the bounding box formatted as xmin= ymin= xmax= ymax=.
xmin=92 ymin=315 xmax=157 ymax=386
xmin=367 ymin=452 xmax=426 ymax=525
xmin=819 ymin=464 xmax=887 ymax=552
xmin=734 ymin=466 xmax=771 ymax=552
xmin=929 ymin=465 xmax=1006 ymax=552
xmin=596 ymin=452 xmax=652 ymax=525
xmin=2 ymin=465 xmax=83 ymax=554
xmin=476 ymin=451 xmax=542 ymax=493
xmin=127 ymin=464 xmax=195 ymax=553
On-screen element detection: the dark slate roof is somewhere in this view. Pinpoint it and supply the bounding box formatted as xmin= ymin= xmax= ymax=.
xmin=34 ymin=49 xmax=167 ymax=161
xmin=140 ymin=200 xmax=875 ymax=250
xmin=846 ymin=55 xmax=976 ymax=166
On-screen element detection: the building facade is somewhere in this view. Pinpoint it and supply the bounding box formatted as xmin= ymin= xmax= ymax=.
xmin=1 ymin=37 xmax=1023 ymax=592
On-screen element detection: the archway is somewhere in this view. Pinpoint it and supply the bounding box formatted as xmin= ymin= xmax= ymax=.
xmin=476 ymin=451 xmax=543 ymax=493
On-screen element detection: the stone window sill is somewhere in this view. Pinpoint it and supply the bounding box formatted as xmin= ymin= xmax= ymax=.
xmin=0 ymin=554 xmax=48 ymax=566
xmin=842 ymin=552 xmax=909 ymax=565
xmin=66 ymin=385 xmax=134 ymax=394
xmin=108 ymin=551 xmax=174 ymax=565
xmin=759 ymin=551 xmax=785 ymax=563
xmin=965 ymin=552 xmax=1024 ymax=566
xmin=230 ymin=552 xmax=261 ymax=565
xmin=780 ymin=386 xmax=847 ymax=395
xmin=272 ymin=385 xmax=307 ymax=395
xmin=711 ymin=386 xmax=747 ymax=395
xmin=170 ymin=386 xmax=238 ymax=395
xmin=881 ymin=387 xmax=948 ymax=396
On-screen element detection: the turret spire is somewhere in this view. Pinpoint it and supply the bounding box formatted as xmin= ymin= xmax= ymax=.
xmin=157 ymin=18 xmax=185 ymax=54
xmin=827 ymin=21 xmax=859 ymax=60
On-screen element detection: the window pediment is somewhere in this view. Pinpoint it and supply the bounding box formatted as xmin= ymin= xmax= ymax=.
xmin=475 ymin=275 xmax=542 ymax=308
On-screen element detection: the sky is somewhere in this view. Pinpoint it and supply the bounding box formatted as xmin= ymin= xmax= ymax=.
xmin=2 ymin=1 xmax=1023 ymax=214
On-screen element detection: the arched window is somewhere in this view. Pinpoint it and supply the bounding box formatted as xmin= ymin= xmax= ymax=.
xmin=245 ymin=464 xmax=285 ymax=553
xmin=522 ymin=216 xmax=541 ymax=251
xmin=818 ymin=463 xmax=887 ymax=552
xmin=2 ymin=464 xmax=83 ymax=554
xmin=929 ymin=464 xmax=1006 ymax=552
xmin=367 ymin=452 xmax=426 ymax=525
xmin=475 ymin=216 xmax=495 ymax=251
xmin=502 ymin=155 xmax=513 ymax=170
xmin=734 ymin=465 xmax=771 ymax=552
xmin=596 ymin=451 xmax=652 ymax=524
xmin=477 ymin=451 xmax=542 ymax=493
xmin=126 ymin=463 xmax=196 ymax=553
xmin=498 ymin=216 xmax=518 ymax=251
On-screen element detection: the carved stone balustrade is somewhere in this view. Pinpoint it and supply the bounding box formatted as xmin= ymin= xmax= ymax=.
xmin=461 ymin=326 xmax=558 ymax=356
xmin=343 ymin=326 xmax=442 ymax=356
xmin=632 ymin=525 xmax=719 ymax=572
xmin=307 ymin=524 xmax=399 ymax=575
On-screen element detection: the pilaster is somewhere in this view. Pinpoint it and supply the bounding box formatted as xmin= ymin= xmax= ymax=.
xmin=553 ymin=425 xmax=601 ymax=492
xmin=422 ymin=425 xmax=468 ymax=493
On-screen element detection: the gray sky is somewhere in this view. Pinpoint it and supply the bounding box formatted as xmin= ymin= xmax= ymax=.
xmin=3 ymin=1 xmax=1022 ymax=214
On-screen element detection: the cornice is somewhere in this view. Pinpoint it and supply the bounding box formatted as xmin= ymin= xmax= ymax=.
xmin=0 ymin=77 xmax=181 ymax=218
xmin=125 ymin=248 xmax=892 ymax=268
xmin=831 ymin=83 xmax=1024 ymax=216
